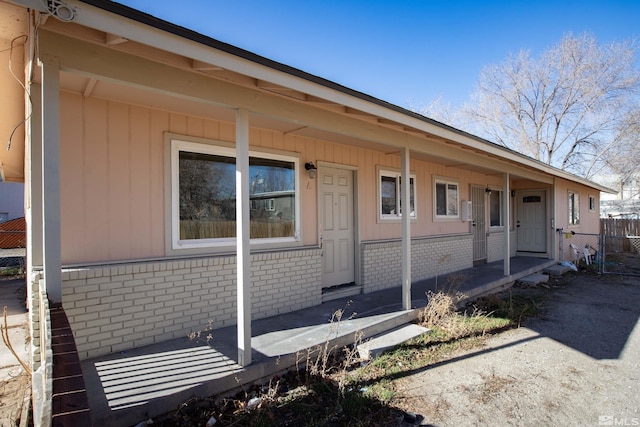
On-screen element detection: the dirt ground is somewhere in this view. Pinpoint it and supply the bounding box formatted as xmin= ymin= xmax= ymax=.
xmin=0 ymin=278 xmax=29 ymax=427
xmin=2 ymin=270 xmax=640 ymax=426
xmin=0 ymin=373 xmax=29 ymax=426
xmin=394 ymin=272 xmax=640 ymax=426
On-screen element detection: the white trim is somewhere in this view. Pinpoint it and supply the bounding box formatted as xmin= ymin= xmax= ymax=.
xmin=433 ymin=176 xmax=460 ymax=220
xmin=377 ymin=167 xmax=417 ymax=221
xmin=568 ymin=190 xmax=580 ymax=226
xmin=503 ymin=173 xmax=511 ymax=275
xmin=488 ymin=187 xmax=505 ymax=230
xmin=400 ymin=147 xmax=411 ymax=310
xmin=236 ymin=108 xmax=251 ymax=366
xmin=41 ymin=58 xmax=62 ymax=303
xmin=170 ymin=137 xmax=301 ymax=251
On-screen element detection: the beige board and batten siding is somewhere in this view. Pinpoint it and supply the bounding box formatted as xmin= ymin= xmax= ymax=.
xmin=0 ymin=11 xmax=27 ymax=182
xmin=554 ymin=178 xmax=601 ymax=233
xmin=59 ymin=91 xmax=496 ymax=264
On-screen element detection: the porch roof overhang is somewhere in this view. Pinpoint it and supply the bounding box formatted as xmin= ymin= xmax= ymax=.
xmin=12 ymin=0 xmax=616 ymax=193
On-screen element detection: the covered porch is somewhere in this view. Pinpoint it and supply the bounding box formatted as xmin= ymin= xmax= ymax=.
xmin=80 ymin=256 xmax=554 ymax=427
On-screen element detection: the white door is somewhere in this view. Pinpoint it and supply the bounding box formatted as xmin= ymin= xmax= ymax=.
xmin=516 ymin=190 xmax=547 ymax=253
xmin=471 ymin=186 xmax=487 ymax=263
xmin=320 ymin=167 xmax=355 ymax=287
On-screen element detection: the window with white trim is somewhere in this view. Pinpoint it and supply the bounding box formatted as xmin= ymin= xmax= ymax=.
xmin=434 ymin=178 xmax=459 ymax=218
xmin=171 ymin=139 xmax=300 ymax=249
xmin=589 ymin=195 xmax=596 ymax=212
xmin=489 ymin=189 xmax=503 ymax=227
xmin=266 ymin=199 xmax=275 ymax=211
xmin=379 ymin=169 xmax=416 ymax=220
xmin=568 ymin=191 xmax=580 ymax=225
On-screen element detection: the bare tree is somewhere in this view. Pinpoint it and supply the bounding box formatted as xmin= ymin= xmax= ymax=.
xmin=463 ymin=33 xmax=640 ymax=178
xmin=603 ymin=109 xmax=640 ymax=197
xmin=407 ymin=96 xmax=464 ymax=128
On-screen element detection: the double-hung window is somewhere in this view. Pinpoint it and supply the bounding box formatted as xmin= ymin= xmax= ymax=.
xmin=568 ymin=191 xmax=580 ymax=225
xmin=171 ymin=139 xmax=300 ymax=249
xmin=489 ymin=189 xmax=504 ymax=227
xmin=379 ymin=169 xmax=416 ymax=220
xmin=434 ymin=178 xmax=459 ymax=219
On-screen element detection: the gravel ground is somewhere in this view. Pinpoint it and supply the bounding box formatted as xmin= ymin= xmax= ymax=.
xmin=395 ymin=272 xmax=640 ymax=426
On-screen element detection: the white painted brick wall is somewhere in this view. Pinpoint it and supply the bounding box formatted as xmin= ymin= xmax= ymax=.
xmin=62 ymin=249 xmax=322 ymax=360
xmin=361 ymin=235 xmax=473 ymax=293
xmin=487 ymin=231 xmax=504 ymax=263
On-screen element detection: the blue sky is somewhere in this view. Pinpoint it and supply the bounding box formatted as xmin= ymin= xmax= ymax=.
xmin=118 ymin=0 xmax=639 ymax=110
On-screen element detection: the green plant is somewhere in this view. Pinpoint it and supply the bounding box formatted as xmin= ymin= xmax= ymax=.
xmin=473 ymin=288 xmax=545 ymax=326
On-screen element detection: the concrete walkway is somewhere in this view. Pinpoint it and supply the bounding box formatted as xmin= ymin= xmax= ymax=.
xmin=82 ymin=256 xmax=554 ymax=426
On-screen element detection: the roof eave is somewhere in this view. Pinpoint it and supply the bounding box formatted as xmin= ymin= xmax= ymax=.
xmin=15 ymin=0 xmax=616 ymax=193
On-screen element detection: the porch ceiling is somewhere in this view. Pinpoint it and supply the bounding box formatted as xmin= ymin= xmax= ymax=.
xmin=55 ymin=71 xmax=538 ymax=182
xmin=35 ymin=19 xmax=550 ymax=180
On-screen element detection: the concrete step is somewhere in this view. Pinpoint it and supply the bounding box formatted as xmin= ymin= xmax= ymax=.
xmin=321 ymin=284 xmax=362 ymax=303
xmin=518 ymin=273 xmax=549 ymax=286
xmin=357 ymin=323 xmax=430 ymax=360
xmin=543 ymin=264 xmax=573 ymax=277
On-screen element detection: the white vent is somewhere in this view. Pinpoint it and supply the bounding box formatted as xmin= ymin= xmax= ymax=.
xmin=46 ymin=0 xmax=77 ymax=22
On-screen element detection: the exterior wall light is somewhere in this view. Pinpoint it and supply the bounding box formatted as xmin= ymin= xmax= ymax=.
xmin=305 ymin=162 xmax=317 ymax=179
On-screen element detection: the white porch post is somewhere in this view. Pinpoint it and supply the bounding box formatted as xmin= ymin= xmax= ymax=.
xmin=503 ymin=173 xmax=511 ymax=276
xmin=551 ymin=178 xmax=557 ymax=262
xmin=26 ymin=84 xmax=43 ymax=276
xmin=400 ymin=147 xmax=411 ymax=310
xmin=40 ymin=58 xmax=62 ymax=303
xmin=236 ymin=108 xmax=251 ymax=366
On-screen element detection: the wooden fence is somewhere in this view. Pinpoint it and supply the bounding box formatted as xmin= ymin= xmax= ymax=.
xmin=601 ymin=219 xmax=640 ymax=253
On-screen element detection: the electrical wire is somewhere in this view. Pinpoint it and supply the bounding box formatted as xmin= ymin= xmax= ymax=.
xmin=6 ymin=1 xmax=76 ymax=152
xmin=6 ymin=35 xmax=31 ymax=152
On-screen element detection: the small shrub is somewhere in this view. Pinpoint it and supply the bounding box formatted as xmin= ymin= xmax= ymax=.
xmin=419 ymin=289 xmax=464 ymax=330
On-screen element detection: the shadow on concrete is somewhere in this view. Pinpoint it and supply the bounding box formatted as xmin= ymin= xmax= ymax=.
xmin=83 ymin=256 xmax=557 ymax=426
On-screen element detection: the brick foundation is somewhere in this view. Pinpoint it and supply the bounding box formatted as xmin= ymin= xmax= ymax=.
xmin=361 ymin=234 xmax=473 ymax=293
xmin=61 ymin=249 xmax=322 ymax=360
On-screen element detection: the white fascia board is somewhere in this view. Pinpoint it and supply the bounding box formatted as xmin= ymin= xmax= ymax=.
xmin=20 ymin=0 xmax=615 ymax=194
